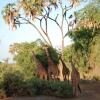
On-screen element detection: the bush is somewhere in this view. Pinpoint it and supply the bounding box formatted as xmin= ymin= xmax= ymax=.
xmin=3 ymin=71 xmax=24 ymax=96
xmin=24 ymin=78 xmax=73 ymax=97
xmin=45 ymin=80 xmax=73 ymax=97
xmin=2 ymin=74 xmax=73 ymax=97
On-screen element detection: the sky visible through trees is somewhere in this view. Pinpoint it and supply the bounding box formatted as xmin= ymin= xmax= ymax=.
xmin=0 ymin=0 xmax=88 ymax=63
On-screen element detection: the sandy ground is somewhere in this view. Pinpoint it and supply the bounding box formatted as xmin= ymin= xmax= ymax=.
xmin=4 ymin=80 xmax=100 ymax=100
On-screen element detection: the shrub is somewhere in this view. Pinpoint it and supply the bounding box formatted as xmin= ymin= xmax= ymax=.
xmin=23 ymin=78 xmax=73 ymax=97
xmin=3 ymin=71 xmax=24 ymax=96
xmin=2 ymin=74 xmax=73 ymax=97
xmin=45 ymin=81 xmax=73 ymax=97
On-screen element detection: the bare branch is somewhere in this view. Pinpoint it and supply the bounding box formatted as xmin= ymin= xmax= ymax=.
xmin=34 ymin=17 xmax=41 ymax=21
xmin=48 ymin=16 xmax=61 ymax=28
xmin=45 ymin=18 xmax=47 ymax=34
xmin=40 ymin=18 xmax=47 ymax=36
xmin=55 ymin=14 xmax=59 ymax=21
xmin=64 ymin=17 xmax=70 ymax=38
xmin=36 ymin=11 xmax=52 ymax=46
xmin=15 ymin=22 xmax=29 ymax=24
xmin=63 ymin=2 xmax=74 ymax=17
xmin=19 ymin=16 xmax=49 ymax=45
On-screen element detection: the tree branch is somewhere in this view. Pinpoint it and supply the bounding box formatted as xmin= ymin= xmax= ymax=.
xmin=47 ymin=16 xmax=61 ymax=29
xmin=64 ymin=17 xmax=70 ymax=38
xmin=35 ymin=13 xmax=52 ymax=46
xmin=19 ymin=16 xmax=49 ymax=45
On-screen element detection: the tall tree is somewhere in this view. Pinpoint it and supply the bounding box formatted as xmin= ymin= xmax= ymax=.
xmin=67 ymin=0 xmax=100 ymax=70
xmin=2 ymin=0 xmax=80 ymax=56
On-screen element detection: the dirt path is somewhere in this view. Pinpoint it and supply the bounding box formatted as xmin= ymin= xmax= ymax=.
xmin=5 ymin=80 xmax=100 ymax=100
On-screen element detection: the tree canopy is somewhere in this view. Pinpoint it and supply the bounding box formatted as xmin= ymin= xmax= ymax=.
xmin=64 ymin=0 xmax=100 ymax=72
xmin=1 ymin=0 xmax=80 ymax=55
xmin=76 ymin=0 xmax=100 ymax=28
xmin=9 ymin=39 xmax=59 ymax=77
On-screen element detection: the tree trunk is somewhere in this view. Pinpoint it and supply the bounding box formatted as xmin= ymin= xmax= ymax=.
xmin=58 ymin=60 xmax=64 ymax=81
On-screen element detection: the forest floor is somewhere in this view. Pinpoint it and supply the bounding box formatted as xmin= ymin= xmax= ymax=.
xmin=5 ymin=80 xmax=100 ymax=100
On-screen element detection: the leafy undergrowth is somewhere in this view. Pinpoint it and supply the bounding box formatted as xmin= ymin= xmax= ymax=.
xmin=1 ymin=72 xmax=73 ymax=98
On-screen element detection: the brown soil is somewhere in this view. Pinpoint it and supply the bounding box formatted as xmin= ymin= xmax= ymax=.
xmin=4 ymin=80 xmax=100 ymax=100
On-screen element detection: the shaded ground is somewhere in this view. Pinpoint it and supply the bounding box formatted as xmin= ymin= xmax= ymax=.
xmin=5 ymin=80 xmax=100 ymax=100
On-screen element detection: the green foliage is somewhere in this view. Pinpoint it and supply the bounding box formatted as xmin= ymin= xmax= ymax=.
xmin=0 ymin=62 xmax=73 ymax=97
xmin=45 ymin=80 xmax=72 ymax=97
xmin=63 ymin=45 xmax=73 ymax=62
xmin=76 ymin=0 xmax=100 ymax=25
xmin=64 ymin=27 xmax=100 ymax=74
xmin=90 ymin=34 xmax=100 ymax=67
xmin=68 ymin=26 xmax=100 ymax=67
xmin=63 ymin=0 xmax=100 ymax=73
xmin=69 ymin=28 xmax=94 ymax=52
xmin=0 ymin=63 xmax=19 ymax=81
xmin=63 ymin=44 xmax=83 ymax=67
xmin=48 ymin=46 xmax=59 ymax=64
xmin=67 ymin=0 xmax=100 ymax=70
xmin=2 ymin=73 xmax=72 ymax=97
xmin=11 ymin=40 xmax=59 ymax=76
xmin=3 ymin=71 xmax=24 ymax=96
xmin=12 ymin=41 xmax=43 ymax=78
xmin=34 ymin=46 xmax=48 ymax=70
xmin=76 ymin=0 xmax=100 ymax=28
